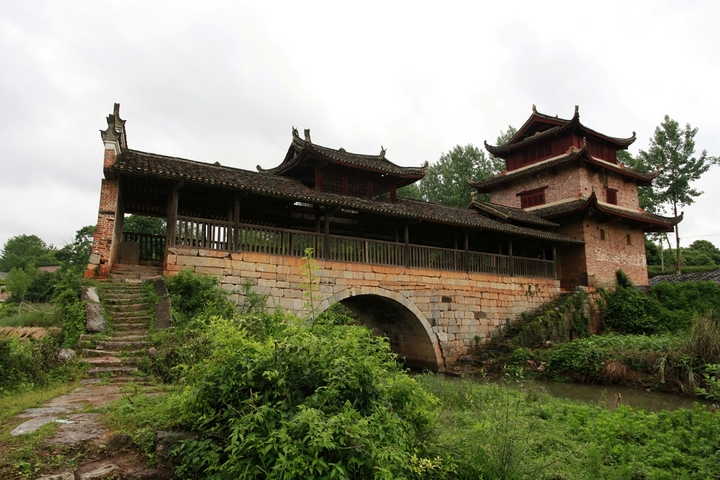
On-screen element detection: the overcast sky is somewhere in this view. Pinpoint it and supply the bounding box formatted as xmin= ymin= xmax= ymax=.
xmin=1 ymin=0 xmax=719 ymax=253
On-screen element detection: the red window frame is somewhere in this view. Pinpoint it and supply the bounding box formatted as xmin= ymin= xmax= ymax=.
xmin=518 ymin=187 xmax=547 ymax=209
xmin=605 ymin=187 xmax=618 ymax=205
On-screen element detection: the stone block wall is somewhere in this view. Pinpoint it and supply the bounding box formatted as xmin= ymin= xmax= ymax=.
xmin=165 ymin=247 xmax=561 ymax=368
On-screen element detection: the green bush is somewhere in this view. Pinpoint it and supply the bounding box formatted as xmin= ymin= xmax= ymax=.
xmin=51 ymin=269 xmax=88 ymax=349
xmin=165 ymin=269 xmax=236 ymax=328
xmin=0 ymin=331 xmax=75 ymax=395
xmin=171 ymin=317 xmax=438 ymax=479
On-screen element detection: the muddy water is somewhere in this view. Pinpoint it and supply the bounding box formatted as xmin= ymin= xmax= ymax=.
xmin=523 ymin=380 xmax=712 ymax=412
xmin=457 ymin=377 xmax=714 ymax=412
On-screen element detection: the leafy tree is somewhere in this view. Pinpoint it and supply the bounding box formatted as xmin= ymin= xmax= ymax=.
xmin=636 ymin=116 xmax=716 ymax=274
xmin=5 ymin=268 xmax=33 ymax=302
xmin=419 ymin=144 xmax=503 ymax=207
xmin=491 ymin=125 xmax=518 ymax=164
xmin=123 ymin=214 xmax=167 ymax=236
xmin=56 ymin=225 xmax=95 ymax=271
xmin=686 ymin=240 xmax=720 ymax=265
xmin=396 ymin=182 xmax=422 ymax=200
xmin=0 ymin=235 xmax=57 ymax=272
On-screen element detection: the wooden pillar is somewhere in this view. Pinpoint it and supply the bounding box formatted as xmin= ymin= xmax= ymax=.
xmin=509 ymin=239 xmax=514 ymax=277
xmin=464 ymin=231 xmax=469 ymax=273
xmin=553 ymin=245 xmax=558 ymax=280
xmin=234 ymin=194 xmax=240 ymax=252
xmin=404 ymin=224 xmax=410 ymax=267
xmin=166 ymin=182 xmax=180 ymax=249
xmin=324 ymin=208 xmax=330 ymax=260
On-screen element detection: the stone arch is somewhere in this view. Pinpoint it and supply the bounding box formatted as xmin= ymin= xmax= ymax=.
xmin=320 ymin=287 xmax=445 ymax=372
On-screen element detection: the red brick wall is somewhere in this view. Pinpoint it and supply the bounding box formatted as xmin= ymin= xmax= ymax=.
xmin=584 ymin=219 xmax=648 ymax=287
xmin=85 ymin=178 xmax=119 ymax=278
xmin=491 ymin=165 xmax=582 ymax=207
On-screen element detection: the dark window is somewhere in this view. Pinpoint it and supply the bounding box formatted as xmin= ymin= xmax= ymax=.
xmin=600 ymin=229 xmax=606 ymax=241
xmin=605 ymin=188 xmax=618 ymax=205
xmin=323 ymin=173 xmax=343 ymax=195
xmin=626 ymin=234 xmax=632 ymax=245
xmin=519 ymin=188 xmax=546 ymax=208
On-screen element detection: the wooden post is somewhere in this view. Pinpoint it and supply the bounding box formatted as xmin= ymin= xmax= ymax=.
xmin=464 ymin=231 xmax=469 ymax=273
xmin=553 ymin=245 xmax=558 ymax=280
xmin=509 ymin=239 xmax=514 ymax=277
xmin=234 ymin=194 xmax=240 ymax=252
xmin=324 ymin=208 xmax=330 ymax=260
xmin=166 ymin=182 xmax=180 ymax=249
xmin=404 ymin=224 xmax=410 ymax=267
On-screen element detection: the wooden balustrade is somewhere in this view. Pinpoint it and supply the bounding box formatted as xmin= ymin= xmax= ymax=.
xmin=122 ymin=232 xmax=165 ymax=262
xmin=172 ymin=216 xmax=556 ymax=279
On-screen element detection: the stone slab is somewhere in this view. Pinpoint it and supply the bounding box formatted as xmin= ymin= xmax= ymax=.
xmin=10 ymin=416 xmax=58 ymax=436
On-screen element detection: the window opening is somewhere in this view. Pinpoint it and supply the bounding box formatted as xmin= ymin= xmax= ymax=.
xmin=605 ymin=188 xmax=618 ymax=205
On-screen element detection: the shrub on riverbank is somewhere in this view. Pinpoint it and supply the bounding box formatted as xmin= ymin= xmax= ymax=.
xmin=418 ymin=375 xmax=720 ymax=479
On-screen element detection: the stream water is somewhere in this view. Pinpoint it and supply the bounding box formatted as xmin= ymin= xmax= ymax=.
xmin=454 ymin=376 xmax=714 ymax=412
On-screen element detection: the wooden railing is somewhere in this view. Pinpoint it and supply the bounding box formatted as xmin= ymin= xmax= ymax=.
xmin=173 ymin=216 xmax=556 ymax=279
xmin=122 ymin=232 xmax=165 ymax=262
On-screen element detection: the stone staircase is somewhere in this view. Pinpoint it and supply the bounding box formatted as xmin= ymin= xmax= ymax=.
xmin=108 ymin=263 xmax=163 ymax=282
xmin=80 ymin=280 xmax=155 ymax=380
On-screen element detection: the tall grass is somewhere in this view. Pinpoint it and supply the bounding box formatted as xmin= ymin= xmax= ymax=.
xmin=685 ymin=313 xmax=720 ymax=364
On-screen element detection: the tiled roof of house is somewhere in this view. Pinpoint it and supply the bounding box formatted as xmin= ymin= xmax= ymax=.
xmin=469 ymin=146 xmax=658 ymax=192
xmin=113 ymin=149 xmax=583 ymax=244
xmin=257 ymin=128 xmax=428 ymax=178
xmin=530 ymin=193 xmax=681 ymax=230
xmin=469 ymin=201 xmax=559 ymax=228
xmin=485 ymin=105 xmax=636 ymax=155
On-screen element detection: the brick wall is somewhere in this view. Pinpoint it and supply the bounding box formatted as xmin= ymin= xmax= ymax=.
xmin=491 ymin=165 xmax=581 ymax=207
xmin=85 ymin=178 xmax=119 ymax=278
xmin=584 ymin=219 xmax=648 ymax=287
xmin=165 ymin=247 xmax=561 ymax=369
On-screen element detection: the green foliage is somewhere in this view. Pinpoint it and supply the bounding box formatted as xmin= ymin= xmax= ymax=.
xmin=5 ymin=268 xmax=33 ymax=300
xmin=123 ymin=214 xmax=167 ymax=236
xmin=506 ymin=290 xmax=590 ymax=348
xmin=25 ymin=271 xmax=58 ymax=303
xmin=636 ymin=116 xmax=717 ymax=273
xmin=56 ymin=225 xmax=95 ymax=271
xmin=695 ymin=364 xmax=720 ymax=401
xmin=165 ymin=269 xmax=236 ymax=328
xmin=419 ymin=144 xmax=503 ymax=207
xmin=396 ymin=183 xmax=422 ymax=200
xmin=685 ymin=314 xmax=720 ymax=365
xmin=300 ymin=247 xmax=321 ymax=322
xmin=51 ymin=269 xmax=88 ymax=349
xmin=0 ymin=234 xmax=58 ymax=272
xmin=171 ymin=317 xmax=437 ymax=479
xmin=0 ymin=331 xmax=78 ymax=395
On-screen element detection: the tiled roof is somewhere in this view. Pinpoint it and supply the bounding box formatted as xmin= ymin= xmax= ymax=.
xmin=485 ymin=105 xmax=636 ymax=155
xmin=530 ymin=193 xmax=681 ymax=229
xmin=113 ymin=149 xmax=583 ymax=244
xmin=469 ymin=146 xmax=657 ymax=192
xmin=650 ymin=269 xmax=720 ymax=286
xmin=469 ymin=201 xmax=559 ymax=228
xmin=257 ymin=128 xmax=428 ymax=178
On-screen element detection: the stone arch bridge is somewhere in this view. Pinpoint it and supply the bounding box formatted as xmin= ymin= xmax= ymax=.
xmin=165 ymin=247 xmax=561 ymax=372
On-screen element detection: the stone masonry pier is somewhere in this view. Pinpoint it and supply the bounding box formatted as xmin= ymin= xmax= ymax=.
xmin=165 ymin=246 xmax=561 ymax=372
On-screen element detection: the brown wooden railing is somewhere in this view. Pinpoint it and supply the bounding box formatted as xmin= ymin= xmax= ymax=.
xmin=122 ymin=232 xmax=165 ymax=262
xmin=173 ymin=216 xmax=556 ymax=279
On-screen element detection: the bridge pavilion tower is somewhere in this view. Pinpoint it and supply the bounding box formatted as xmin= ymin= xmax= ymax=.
xmin=471 ymin=106 xmax=681 ymax=289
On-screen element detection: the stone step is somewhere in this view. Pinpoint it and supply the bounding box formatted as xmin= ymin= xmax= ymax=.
xmin=113 ymin=323 xmax=149 ymax=331
xmin=87 ymin=366 xmax=139 ymax=378
xmin=94 ymin=340 xmax=152 ymax=350
xmin=84 ymin=356 xmax=123 ymax=366
xmin=105 ymin=303 xmax=150 ymax=314
xmin=83 ymin=349 xmax=147 ymax=358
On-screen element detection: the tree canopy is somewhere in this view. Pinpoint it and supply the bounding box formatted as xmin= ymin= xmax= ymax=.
xmin=0 ymin=234 xmax=57 ymax=272
xmin=397 ymin=126 xmax=515 ymax=207
xmin=635 ymin=116 xmax=716 ymax=273
xmin=123 ymin=215 xmax=167 ymax=236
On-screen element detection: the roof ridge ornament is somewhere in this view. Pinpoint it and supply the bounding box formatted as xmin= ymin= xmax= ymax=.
xmin=380 ymin=146 xmax=386 ymax=158
xmin=292 ymin=126 xmax=299 ymax=138
xmin=532 ymin=104 xmax=537 ymax=113
xmin=304 ymin=129 xmax=312 ymax=144
xmin=100 ymin=102 xmax=127 ymax=153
